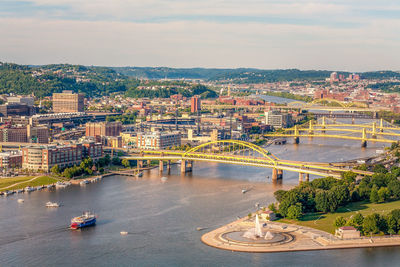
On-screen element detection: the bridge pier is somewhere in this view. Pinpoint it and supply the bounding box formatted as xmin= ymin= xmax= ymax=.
xmin=299 ymin=173 xmax=303 ymax=183
xmin=272 ymin=168 xmax=277 ymax=181
xmin=305 ymin=173 xmax=309 ymax=182
xmin=180 ymin=160 xmax=193 ymax=174
xmin=137 ymin=160 xmax=143 ymax=170
xmin=272 ymin=168 xmax=283 ymax=181
xmin=167 ymin=160 xmax=171 ymax=173
xmin=277 ymin=169 xmax=283 ymax=179
xmin=361 ymin=141 xmax=367 ymax=147
xmin=159 ymin=160 xmax=164 ymax=173
xmin=147 ymin=160 xmax=151 ymax=167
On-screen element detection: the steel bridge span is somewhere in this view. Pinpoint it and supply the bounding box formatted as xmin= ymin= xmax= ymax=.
xmin=264 ymin=117 xmax=400 ymax=147
xmin=123 ymin=140 xmax=372 ymax=183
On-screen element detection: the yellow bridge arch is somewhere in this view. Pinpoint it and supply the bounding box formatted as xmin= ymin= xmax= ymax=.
xmin=183 ymin=140 xmax=279 ymax=163
xmin=311 ymin=98 xmax=368 ymax=108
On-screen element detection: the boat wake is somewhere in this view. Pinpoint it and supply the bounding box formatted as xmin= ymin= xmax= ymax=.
xmin=0 ymin=226 xmax=68 ymax=247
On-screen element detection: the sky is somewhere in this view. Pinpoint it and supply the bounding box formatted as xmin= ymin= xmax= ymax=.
xmin=0 ymin=0 xmax=399 ymax=71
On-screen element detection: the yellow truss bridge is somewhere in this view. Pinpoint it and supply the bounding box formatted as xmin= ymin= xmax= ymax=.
xmin=124 ymin=140 xmax=372 ymax=182
xmin=264 ymin=117 xmax=400 ymax=147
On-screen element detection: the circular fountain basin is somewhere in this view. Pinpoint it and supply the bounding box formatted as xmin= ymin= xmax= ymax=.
xmin=222 ymin=230 xmax=294 ymax=245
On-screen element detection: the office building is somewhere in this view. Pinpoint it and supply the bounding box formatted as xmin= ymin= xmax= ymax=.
xmin=27 ymin=125 xmax=49 ymax=144
xmin=22 ymin=141 xmax=102 ymax=172
xmin=0 ymin=103 xmax=34 ymax=117
xmin=7 ymin=96 xmax=35 ymax=107
xmin=53 ymin=90 xmax=85 ymax=113
xmin=0 ymin=126 xmax=28 ymax=143
xmin=191 ymin=96 xmax=201 ymax=113
xmin=85 ymin=121 xmax=122 ymax=137
xmin=265 ymin=110 xmax=293 ymax=128
xmin=136 ymin=131 xmax=181 ymax=150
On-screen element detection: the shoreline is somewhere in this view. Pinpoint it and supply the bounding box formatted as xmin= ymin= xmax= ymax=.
xmin=201 ymin=216 xmax=400 ymax=253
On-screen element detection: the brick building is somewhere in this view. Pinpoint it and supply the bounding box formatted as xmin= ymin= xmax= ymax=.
xmin=85 ymin=121 xmax=122 ymax=137
xmin=22 ymin=142 xmax=102 ymax=172
xmin=53 ymin=90 xmax=85 ymax=113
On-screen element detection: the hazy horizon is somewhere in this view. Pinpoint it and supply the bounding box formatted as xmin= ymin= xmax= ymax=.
xmin=1 ymin=0 xmax=400 ymax=72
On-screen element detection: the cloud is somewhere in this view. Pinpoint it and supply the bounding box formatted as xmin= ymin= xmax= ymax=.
xmin=0 ymin=0 xmax=400 ymax=70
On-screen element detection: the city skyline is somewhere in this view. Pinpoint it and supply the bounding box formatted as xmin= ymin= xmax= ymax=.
xmin=1 ymin=0 xmax=400 ymax=72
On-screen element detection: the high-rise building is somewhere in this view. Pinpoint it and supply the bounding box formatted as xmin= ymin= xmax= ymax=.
xmin=52 ymin=90 xmax=85 ymax=113
xmin=85 ymin=121 xmax=122 ymax=137
xmin=191 ymin=96 xmax=201 ymax=113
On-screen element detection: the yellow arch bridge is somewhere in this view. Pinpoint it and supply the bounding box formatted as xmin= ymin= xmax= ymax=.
xmin=123 ymin=140 xmax=372 ymax=183
xmin=265 ymin=117 xmax=400 ymax=147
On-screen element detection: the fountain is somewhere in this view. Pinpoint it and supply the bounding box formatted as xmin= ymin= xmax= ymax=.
xmin=222 ymin=214 xmax=292 ymax=245
xmin=255 ymin=214 xmax=263 ymax=237
xmin=264 ymin=231 xmax=274 ymax=240
xmin=242 ymin=215 xmax=267 ymax=240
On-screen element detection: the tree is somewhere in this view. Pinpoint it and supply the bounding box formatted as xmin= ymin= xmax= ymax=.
xmin=370 ymin=186 xmax=379 ymax=203
xmin=51 ymin=164 xmax=60 ymax=175
xmin=121 ymin=159 xmax=131 ymax=168
xmin=331 ymin=185 xmax=350 ymax=206
xmin=104 ymin=154 xmax=111 ymax=165
xmin=348 ymin=213 xmax=364 ymax=231
xmin=334 ymin=216 xmax=347 ymax=228
xmin=274 ymin=190 xmax=287 ymax=203
xmin=315 ymin=191 xmax=329 ymax=213
xmin=378 ymin=187 xmax=390 ymax=203
xmin=386 ymin=214 xmax=397 ymax=235
xmin=286 ymin=203 xmax=302 ymax=219
xmin=388 ymin=180 xmax=400 ymax=199
xmin=373 ymin=164 xmax=387 ymax=174
xmin=363 ymin=213 xmax=381 ymax=235
xmin=342 ymin=171 xmax=357 ymax=184
xmin=268 ymin=203 xmax=277 ymax=213
xmin=112 ymin=156 xmax=121 ymax=165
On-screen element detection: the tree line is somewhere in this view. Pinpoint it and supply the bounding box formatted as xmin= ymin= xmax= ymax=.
xmin=273 ymin=167 xmax=400 ymax=220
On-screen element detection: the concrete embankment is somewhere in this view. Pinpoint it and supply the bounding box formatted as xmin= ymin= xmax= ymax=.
xmin=201 ymin=217 xmax=400 ymax=253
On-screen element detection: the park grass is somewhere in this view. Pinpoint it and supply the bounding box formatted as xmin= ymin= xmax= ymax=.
xmin=5 ymin=176 xmax=59 ymax=191
xmin=0 ymin=176 xmax=36 ymax=189
xmin=278 ymin=200 xmax=400 ymax=234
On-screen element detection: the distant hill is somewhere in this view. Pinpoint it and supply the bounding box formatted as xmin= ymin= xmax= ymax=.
xmin=111 ymin=67 xmax=253 ymax=80
xmin=112 ymin=67 xmax=400 ymax=83
xmin=1 ymin=62 xmax=400 ymax=98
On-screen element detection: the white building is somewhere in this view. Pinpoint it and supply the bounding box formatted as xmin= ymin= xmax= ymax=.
xmin=136 ymin=131 xmax=181 ymax=150
xmin=265 ymin=110 xmax=293 ymax=128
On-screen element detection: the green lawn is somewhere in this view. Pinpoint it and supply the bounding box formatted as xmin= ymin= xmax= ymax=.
xmin=4 ymin=176 xmax=59 ymax=191
xmin=279 ymin=200 xmax=400 ymax=234
xmin=0 ymin=176 xmax=35 ymax=189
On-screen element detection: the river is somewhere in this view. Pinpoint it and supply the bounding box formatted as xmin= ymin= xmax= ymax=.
xmin=1 ymin=128 xmax=399 ymax=266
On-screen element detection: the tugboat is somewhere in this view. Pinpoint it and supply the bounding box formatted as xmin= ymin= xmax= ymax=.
xmin=70 ymin=212 xmax=97 ymax=229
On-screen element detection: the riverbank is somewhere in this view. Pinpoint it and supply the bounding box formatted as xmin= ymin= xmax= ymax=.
xmin=201 ymin=215 xmax=400 ymax=253
xmin=0 ymin=176 xmax=60 ymax=191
